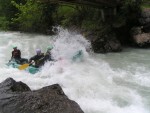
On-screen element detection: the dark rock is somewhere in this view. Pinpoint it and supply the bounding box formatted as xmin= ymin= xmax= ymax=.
xmin=67 ymin=26 xmax=122 ymax=53
xmin=139 ymin=8 xmax=150 ymax=33
xmin=0 ymin=78 xmax=31 ymax=93
xmin=130 ymin=26 xmax=150 ymax=47
xmin=0 ymin=78 xmax=84 ymax=113
xmin=130 ymin=8 xmax=150 ymax=47
xmin=115 ymin=26 xmax=133 ymax=46
xmin=142 ymin=23 xmax=150 ymax=33
xmin=91 ymin=33 xmax=122 ymax=53
xmin=130 ymin=27 xmax=142 ymax=36
xmin=132 ymin=33 xmax=150 ymax=47
xmin=104 ymin=37 xmax=122 ymax=52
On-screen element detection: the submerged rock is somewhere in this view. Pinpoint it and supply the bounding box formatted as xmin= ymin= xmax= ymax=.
xmin=0 ymin=78 xmax=84 ymax=113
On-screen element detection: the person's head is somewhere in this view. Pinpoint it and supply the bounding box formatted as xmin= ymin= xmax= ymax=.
xmin=47 ymin=45 xmax=53 ymax=51
xmin=36 ymin=49 xmax=41 ymax=55
xmin=13 ymin=45 xmax=17 ymax=50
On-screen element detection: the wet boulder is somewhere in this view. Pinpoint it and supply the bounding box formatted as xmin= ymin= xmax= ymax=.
xmin=130 ymin=8 xmax=150 ymax=47
xmin=91 ymin=34 xmax=122 ymax=53
xmin=0 ymin=78 xmax=84 ymax=113
xmin=130 ymin=26 xmax=150 ymax=47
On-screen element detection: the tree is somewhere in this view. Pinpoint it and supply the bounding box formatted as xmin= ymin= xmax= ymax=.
xmin=12 ymin=0 xmax=58 ymax=33
xmin=0 ymin=0 xmax=26 ymax=30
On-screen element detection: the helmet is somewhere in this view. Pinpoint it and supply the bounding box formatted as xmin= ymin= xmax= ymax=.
xmin=47 ymin=45 xmax=53 ymax=50
xmin=13 ymin=45 xmax=17 ymax=49
xmin=36 ymin=49 xmax=41 ymax=54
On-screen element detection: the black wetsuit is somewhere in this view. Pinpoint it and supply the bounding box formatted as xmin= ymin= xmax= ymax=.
xmin=44 ymin=51 xmax=53 ymax=61
xmin=12 ymin=49 xmax=21 ymax=59
xmin=29 ymin=53 xmax=45 ymax=68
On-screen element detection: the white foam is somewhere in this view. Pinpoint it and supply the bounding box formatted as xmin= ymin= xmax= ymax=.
xmin=0 ymin=29 xmax=150 ymax=113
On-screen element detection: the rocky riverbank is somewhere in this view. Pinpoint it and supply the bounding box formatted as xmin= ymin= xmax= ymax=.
xmin=0 ymin=78 xmax=84 ymax=113
xmin=130 ymin=8 xmax=150 ymax=47
xmin=80 ymin=8 xmax=150 ymax=53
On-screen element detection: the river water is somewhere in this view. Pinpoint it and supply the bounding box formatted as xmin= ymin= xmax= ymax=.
xmin=0 ymin=29 xmax=150 ymax=113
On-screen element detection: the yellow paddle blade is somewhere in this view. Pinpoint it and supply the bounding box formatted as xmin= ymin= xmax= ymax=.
xmin=18 ymin=64 xmax=29 ymax=70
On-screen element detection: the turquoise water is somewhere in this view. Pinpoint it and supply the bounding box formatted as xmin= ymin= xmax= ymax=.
xmin=0 ymin=29 xmax=150 ymax=113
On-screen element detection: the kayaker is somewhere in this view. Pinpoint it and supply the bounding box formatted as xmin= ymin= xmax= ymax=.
xmin=44 ymin=45 xmax=53 ymax=62
xmin=11 ymin=46 xmax=28 ymax=64
xmin=29 ymin=49 xmax=45 ymax=68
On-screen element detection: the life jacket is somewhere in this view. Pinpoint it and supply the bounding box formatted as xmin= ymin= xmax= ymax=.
xmin=12 ymin=49 xmax=21 ymax=59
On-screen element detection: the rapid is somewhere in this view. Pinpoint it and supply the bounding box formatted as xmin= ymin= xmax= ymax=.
xmin=0 ymin=28 xmax=150 ymax=113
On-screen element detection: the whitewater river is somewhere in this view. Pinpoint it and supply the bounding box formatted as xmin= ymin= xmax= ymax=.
xmin=0 ymin=29 xmax=150 ymax=113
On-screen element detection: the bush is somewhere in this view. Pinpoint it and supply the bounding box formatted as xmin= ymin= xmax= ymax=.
xmin=0 ymin=17 xmax=9 ymax=30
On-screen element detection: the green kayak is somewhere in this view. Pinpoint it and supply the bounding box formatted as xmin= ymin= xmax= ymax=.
xmin=6 ymin=60 xmax=39 ymax=74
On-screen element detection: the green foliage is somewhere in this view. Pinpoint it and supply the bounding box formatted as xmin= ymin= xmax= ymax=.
xmin=40 ymin=3 xmax=58 ymax=32
xmin=0 ymin=17 xmax=9 ymax=30
xmin=80 ymin=8 xmax=103 ymax=30
xmin=12 ymin=0 xmax=57 ymax=33
xmin=11 ymin=0 xmax=42 ymax=32
xmin=53 ymin=5 xmax=78 ymax=26
xmin=81 ymin=20 xmax=100 ymax=31
xmin=142 ymin=5 xmax=150 ymax=8
xmin=117 ymin=0 xmax=142 ymax=27
xmin=121 ymin=0 xmax=141 ymax=13
xmin=0 ymin=0 xmax=25 ymax=30
xmin=0 ymin=0 xmax=144 ymax=35
xmin=0 ymin=0 xmax=57 ymax=32
xmin=141 ymin=0 xmax=150 ymax=8
xmin=54 ymin=5 xmax=103 ymax=31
